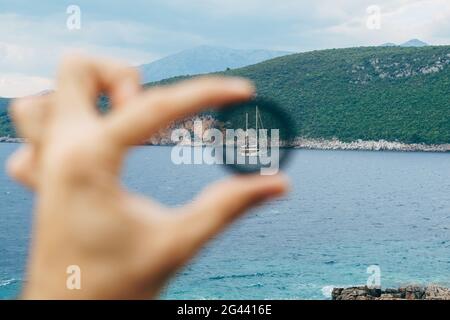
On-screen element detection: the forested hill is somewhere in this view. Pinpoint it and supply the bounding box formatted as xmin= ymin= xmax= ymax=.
xmin=0 ymin=98 xmax=14 ymax=137
xmin=2 ymin=46 xmax=450 ymax=145
xmin=219 ymin=46 xmax=450 ymax=144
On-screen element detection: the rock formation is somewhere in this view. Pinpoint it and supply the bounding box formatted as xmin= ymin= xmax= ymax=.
xmin=332 ymin=285 xmax=450 ymax=300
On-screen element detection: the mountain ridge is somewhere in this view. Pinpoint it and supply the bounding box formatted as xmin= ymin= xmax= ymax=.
xmin=401 ymin=39 xmax=428 ymax=47
xmin=139 ymin=45 xmax=291 ymax=83
xmin=379 ymin=38 xmax=429 ymax=47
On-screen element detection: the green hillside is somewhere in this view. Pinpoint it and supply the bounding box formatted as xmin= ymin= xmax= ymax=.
xmin=0 ymin=98 xmax=15 ymax=137
xmin=2 ymin=46 xmax=450 ymax=144
xmin=221 ymin=46 xmax=450 ymax=144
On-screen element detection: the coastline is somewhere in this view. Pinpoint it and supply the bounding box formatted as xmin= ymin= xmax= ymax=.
xmin=291 ymin=138 xmax=450 ymax=152
xmin=1 ymin=136 xmax=449 ymax=152
xmin=0 ymin=137 xmax=25 ymax=143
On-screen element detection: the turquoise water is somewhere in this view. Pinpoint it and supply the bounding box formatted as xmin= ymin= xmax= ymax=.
xmin=1 ymin=143 xmax=450 ymax=299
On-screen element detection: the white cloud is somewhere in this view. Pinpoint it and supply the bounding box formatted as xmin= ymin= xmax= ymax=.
xmin=0 ymin=13 xmax=178 ymax=96
xmin=0 ymin=14 xmax=163 ymax=74
xmin=316 ymin=0 xmax=450 ymax=47
xmin=1 ymin=0 xmax=450 ymax=97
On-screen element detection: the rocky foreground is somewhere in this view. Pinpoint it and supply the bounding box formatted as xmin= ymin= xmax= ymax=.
xmin=332 ymin=285 xmax=450 ymax=300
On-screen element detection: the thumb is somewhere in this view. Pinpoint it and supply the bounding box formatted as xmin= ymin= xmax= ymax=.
xmin=176 ymin=174 xmax=289 ymax=255
xmin=6 ymin=145 xmax=38 ymax=189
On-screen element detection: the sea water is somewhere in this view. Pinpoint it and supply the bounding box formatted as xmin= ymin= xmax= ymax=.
xmin=1 ymin=144 xmax=449 ymax=299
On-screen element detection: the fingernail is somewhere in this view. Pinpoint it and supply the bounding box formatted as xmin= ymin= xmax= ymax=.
xmin=226 ymin=78 xmax=255 ymax=93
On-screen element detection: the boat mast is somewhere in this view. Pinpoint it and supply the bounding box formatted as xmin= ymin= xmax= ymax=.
xmin=255 ymin=106 xmax=258 ymax=132
xmin=246 ymin=112 xmax=248 ymax=132
xmin=255 ymin=106 xmax=259 ymax=149
xmin=245 ymin=112 xmax=249 ymax=147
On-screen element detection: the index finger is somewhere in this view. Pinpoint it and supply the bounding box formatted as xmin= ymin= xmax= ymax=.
xmin=105 ymin=76 xmax=254 ymax=147
xmin=55 ymin=55 xmax=140 ymax=116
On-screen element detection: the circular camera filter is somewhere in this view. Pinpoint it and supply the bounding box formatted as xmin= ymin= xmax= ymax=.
xmin=215 ymin=97 xmax=295 ymax=175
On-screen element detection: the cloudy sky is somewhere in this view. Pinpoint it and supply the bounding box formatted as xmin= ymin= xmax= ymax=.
xmin=1 ymin=0 xmax=450 ymax=97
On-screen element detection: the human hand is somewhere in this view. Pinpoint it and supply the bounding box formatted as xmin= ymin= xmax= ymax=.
xmin=7 ymin=55 xmax=288 ymax=299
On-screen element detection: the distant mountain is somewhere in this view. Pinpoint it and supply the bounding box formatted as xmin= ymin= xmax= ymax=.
xmin=35 ymin=89 xmax=53 ymax=96
xmin=139 ymin=45 xmax=291 ymax=83
xmin=379 ymin=39 xmax=429 ymax=48
xmin=400 ymin=39 xmax=428 ymax=47
xmin=379 ymin=42 xmax=397 ymax=47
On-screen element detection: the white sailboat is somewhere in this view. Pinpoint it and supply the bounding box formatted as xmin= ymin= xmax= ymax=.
xmin=240 ymin=106 xmax=264 ymax=157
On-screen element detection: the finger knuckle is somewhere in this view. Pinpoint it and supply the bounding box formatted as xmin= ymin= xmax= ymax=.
xmin=123 ymin=67 xmax=140 ymax=82
xmin=6 ymin=154 xmax=23 ymax=180
xmin=48 ymin=145 xmax=97 ymax=181
xmin=10 ymin=99 xmax=28 ymax=120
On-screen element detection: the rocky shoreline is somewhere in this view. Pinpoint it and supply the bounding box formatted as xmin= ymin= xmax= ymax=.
xmin=0 ymin=137 xmax=25 ymax=143
xmin=292 ymin=138 xmax=450 ymax=152
xmin=332 ymin=285 xmax=450 ymax=300
xmin=1 ymin=135 xmax=450 ymax=152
